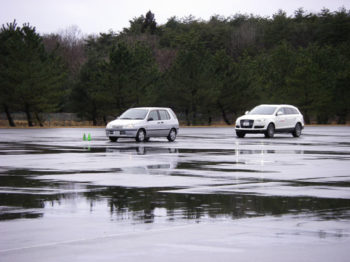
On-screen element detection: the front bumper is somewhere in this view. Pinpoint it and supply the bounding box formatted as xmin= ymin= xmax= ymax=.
xmin=235 ymin=126 xmax=267 ymax=134
xmin=106 ymin=128 xmax=138 ymax=138
xmin=235 ymin=128 xmax=266 ymax=134
xmin=235 ymin=119 xmax=267 ymax=133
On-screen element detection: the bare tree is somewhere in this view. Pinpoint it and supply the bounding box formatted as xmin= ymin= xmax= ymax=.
xmin=229 ymin=21 xmax=258 ymax=58
xmin=43 ymin=25 xmax=86 ymax=79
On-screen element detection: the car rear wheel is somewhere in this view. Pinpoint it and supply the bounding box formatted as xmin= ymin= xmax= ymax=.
xmin=292 ymin=123 xmax=302 ymax=137
xmin=136 ymin=129 xmax=146 ymax=142
xmin=265 ymin=123 xmax=275 ymax=138
xmin=167 ymin=128 xmax=177 ymax=142
xmin=236 ymin=131 xmax=245 ymax=138
xmin=109 ymin=137 xmax=118 ymax=142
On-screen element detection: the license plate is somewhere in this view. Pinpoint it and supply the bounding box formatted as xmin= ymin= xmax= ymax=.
xmin=243 ymin=121 xmax=250 ymax=126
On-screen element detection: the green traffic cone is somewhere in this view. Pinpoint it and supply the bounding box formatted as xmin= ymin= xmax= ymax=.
xmin=83 ymin=133 xmax=86 ymax=141
xmin=87 ymin=133 xmax=91 ymax=141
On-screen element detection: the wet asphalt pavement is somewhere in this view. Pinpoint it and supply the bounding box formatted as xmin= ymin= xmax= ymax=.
xmin=0 ymin=126 xmax=349 ymax=261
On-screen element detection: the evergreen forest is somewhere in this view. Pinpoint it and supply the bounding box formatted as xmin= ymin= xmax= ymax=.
xmin=1 ymin=8 xmax=350 ymax=126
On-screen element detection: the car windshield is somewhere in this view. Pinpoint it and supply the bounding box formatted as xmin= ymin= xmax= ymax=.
xmin=249 ymin=106 xmax=277 ymax=115
xmin=119 ymin=109 xmax=148 ymax=120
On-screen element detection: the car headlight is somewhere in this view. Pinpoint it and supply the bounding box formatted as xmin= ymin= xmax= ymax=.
xmin=106 ymin=123 xmax=112 ymax=129
xmin=123 ymin=124 xmax=134 ymax=129
xmin=256 ymin=119 xmax=266 ymax=123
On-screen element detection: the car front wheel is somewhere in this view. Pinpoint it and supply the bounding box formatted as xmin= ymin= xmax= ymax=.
xmin=292 ymin=123 xmax=302 ymax=137
xmin=236 ymin=131 xmax=245 ymax=138
xmin=136 ymin=129 xmax=146 ymax=142
xmin=265 ymin=123 xmax=275 ymax=138
xmin=109 ymin=137 xmax=118 ymax=142
xmin=167 ymin=128 xmax=177 ymax=142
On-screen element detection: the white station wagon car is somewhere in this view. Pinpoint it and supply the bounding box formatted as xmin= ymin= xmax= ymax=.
xmin=235 ymin=104 xmax=304 ymax=138
xmin=106 ymin=107 xmax=179 ymax=142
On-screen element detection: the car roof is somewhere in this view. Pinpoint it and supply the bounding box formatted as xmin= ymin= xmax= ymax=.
xmin=130 ymin=107 xmax=171 ymax=110
xmin=257 ymin=104 xmax=297 ymax=108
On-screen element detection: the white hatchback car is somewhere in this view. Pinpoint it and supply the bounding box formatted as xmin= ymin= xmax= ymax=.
xmin=106 ymin=107 xmax=179 ymax=142
xmin=235 ymin=104 xmax=304 ymax=138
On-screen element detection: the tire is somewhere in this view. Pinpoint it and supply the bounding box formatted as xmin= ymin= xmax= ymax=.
xmin=265 ymin=123 xmax=275 ymax=138
xmin=109 ymin=137 xmax=118 ymax=142
xmin=136 ymin=146 xmax=145 ymax=155
xmin=292 ymin=123 xmax=302 ymax=137
xmin=167 ymin=128 xmax=177 ymax=142
xmin=236 ymin=131 xmax=245 ymax=138
xmin=135 ymin=129 xmax=146 ymax=142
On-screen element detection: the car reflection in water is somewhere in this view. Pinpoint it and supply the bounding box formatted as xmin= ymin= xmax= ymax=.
xmin=102 ymin=145 xmax=181 ymax=223
xmin=106 ymin=145 xmax=178 ymax=155
xmin=105 ymin=145 xmax=179 ymax=175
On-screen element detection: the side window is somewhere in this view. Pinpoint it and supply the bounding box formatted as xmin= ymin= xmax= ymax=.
xmin=148 ymin=110 xmax=159 ymax=121
xmin=168 ymin=108 xmax=177 ymax=119
xmin=284 ymin=108 xmax=293 ymax=114
xmin=277 ymin=108 xmax=285 ymax=115
xmin=291 ymin=108 xmax=299 ymax=114
xmin=159 ymin=110 xmax=170 ymax=120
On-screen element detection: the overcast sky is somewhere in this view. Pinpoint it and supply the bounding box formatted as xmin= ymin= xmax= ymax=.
xmin=1 ymin=0 xmax=349 ymax=35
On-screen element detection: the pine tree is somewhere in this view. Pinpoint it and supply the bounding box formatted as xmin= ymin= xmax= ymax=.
xmin=0 ymin=21 xmax=66 ymax=126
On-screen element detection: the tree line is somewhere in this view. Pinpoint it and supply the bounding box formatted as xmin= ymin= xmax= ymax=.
xmin=1 ymin=8 xmax=349 ymax=126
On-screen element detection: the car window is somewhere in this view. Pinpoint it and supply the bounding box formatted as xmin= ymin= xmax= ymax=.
xmin=286 ymin=107 xmax=299 ymax=114
xmin=119 ymin=109 xmax=148 ymax=120
xmin=290 ymin=108 xmax=299 ymax=114
xmin=276 ymin=108 xmax=285 ymax=115
xmin=282 ymin=107 xmax=292 ymax=114
xmin=249 ymin=106 xmax=277 ymax=115
xmin=283 ymin=108 xmax=291 ymax=114
xmin=148 ymin=110 xmax=159 ymax=121
xmin=159 ymin=110 xmax=170 ymax=120
xmin=168 ymin=108 xmax=177 ymax=119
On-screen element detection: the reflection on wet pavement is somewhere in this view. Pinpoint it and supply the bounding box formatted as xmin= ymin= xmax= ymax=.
xmin=0 ymin=127 xmax=350 ymax=220
xmin=0 ymin=127 xmax=350 ymax=261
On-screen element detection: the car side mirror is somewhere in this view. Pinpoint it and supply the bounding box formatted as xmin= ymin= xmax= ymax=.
xmin=245 ymin=111 xmax=249 ymax=115
xmin=148 ymin=117 xmax=154 ymax=121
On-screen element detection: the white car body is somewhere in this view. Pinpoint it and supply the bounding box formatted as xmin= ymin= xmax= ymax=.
xmin=106 ymin=107 xmax=179 ymax=142
xmin=235 ymin=104 xmax=304 ymax=138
